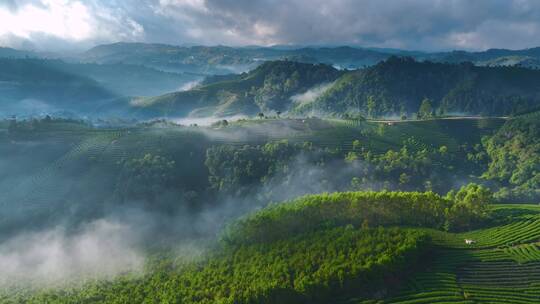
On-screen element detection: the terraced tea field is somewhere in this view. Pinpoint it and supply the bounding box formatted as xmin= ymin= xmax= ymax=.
xmin=0 ymin=127 xmax=211 ymax=211
xmin=370 ymin=204 xmax=540 ymax=304
xmin=0 ymin=116 xmax=507 ymax=221
xmin=227 ymin=117 xmax=505 ymax=153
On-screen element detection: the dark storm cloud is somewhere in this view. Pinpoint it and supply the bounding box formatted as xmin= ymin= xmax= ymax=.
xmin=161 ymin=0 xmax=540 ymax=50
xmin=2 ymin=0 xmax=540 ymax=50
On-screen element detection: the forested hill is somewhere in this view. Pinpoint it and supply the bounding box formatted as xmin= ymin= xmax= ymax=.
xmin=133 ymin=60 xmax=342 ymax=117
xmin=81 ymin=43 xmax=390 ymax=73
xmin=426 ymin=47 xmax=540 ymax=66
xmin=483 ymin=111 xmax=540 ymax=201
xmin=136 ymin=57 xmax=540 ymax=118
xmin=0 ymin=59 xmax=116 ymax=115
xmin=306 ymin=56 xmax=540 ymax=117
xmin=81 ymin=42 xmax=540 ymax=72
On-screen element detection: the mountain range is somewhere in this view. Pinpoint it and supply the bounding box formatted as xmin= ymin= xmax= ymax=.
xmin=134 ymin=57 xmax=540 ymax=118
xmin=3 ymin=43 xmax=540 ymax=118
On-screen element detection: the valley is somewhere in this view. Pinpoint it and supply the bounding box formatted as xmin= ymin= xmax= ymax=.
xmin=0 ymin=8 xmax=539 ymax=302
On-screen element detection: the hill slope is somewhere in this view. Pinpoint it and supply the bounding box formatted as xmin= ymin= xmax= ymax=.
xmin=135 ymin=58 xmax=540 ymax=118
xmin=0 ymin=47 xmax=37 ymax=59
xmin=4 ymin=190 xmax=524 ymax=304
xmin=81 ymin=43 xmax=392 ymax=73
xmin=304 ymin=57 xmax=540 ymax=116
xmin=482 ymin=111 xmax=540 ymax=201
xmin=0 ymin=59 xmax=117 ymax=116
xmin=82 ymin=43 xmax=540 ymax=75
xmin=44 ymin=60 xmax=201 ymax=97
xmin=133 ymin=61 xmax=342 ymax=117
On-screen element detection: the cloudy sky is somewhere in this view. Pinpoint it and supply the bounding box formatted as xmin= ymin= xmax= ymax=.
xmin=1 ymin=0 xmax=540 ymax=51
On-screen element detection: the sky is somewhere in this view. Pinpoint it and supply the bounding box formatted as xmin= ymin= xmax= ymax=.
xmin=1 ymin=0 xmax=540 ymax=51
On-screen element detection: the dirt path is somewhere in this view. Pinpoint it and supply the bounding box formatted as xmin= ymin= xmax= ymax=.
xmin=368 ymin=116 xmax=508 ymax=123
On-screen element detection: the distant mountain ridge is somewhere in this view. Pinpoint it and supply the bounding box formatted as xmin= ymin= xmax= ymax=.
xmin=79 ymin=42 xmax=540 ymax=73
xmin=80 ymin=42 xmax=388 ymax=74
xmin=5 ymin=43 xmax=540 ymax=73
xmin=0 ymin=47 xmax=37 ymax=59
xmin=0 ymin=57 xmax=209 ymax=117
xmin=4 ymin=43 xmax=540 ymax=119
xmin=139 ymin=58 xmax=540 ymax=118
xmin=0 ymin=58 xmax=116 ymax=116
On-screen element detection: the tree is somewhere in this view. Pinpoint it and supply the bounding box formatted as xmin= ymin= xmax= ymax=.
xmin=116 ymin=153 xmax=176 ymax=204
xmin=399 ymin=173 xmax=411 ymax=185
xmin=352 ymin=140 xmax=362 ymax=151
xmin=445 ymin=183 xmax=492 ymax=231
xmin=451 ymin=183 xmax=492 ymax=214
xmin=345 ymin=152 xmax=358 ymax=163
xmin=367 ymin=96 xmax=377 ymax=118
xmin=276 ymin=111 xmax=282 ymax=118
xmin=257 ymin=112 xmax=265 ymax=119
xmin=417 ymin=98 xmax=433 ymax=120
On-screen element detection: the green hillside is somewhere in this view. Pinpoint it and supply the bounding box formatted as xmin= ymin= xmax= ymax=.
xmin=306 ymin=57 xmax=540 ymax=117
xmin=482 ymin=111 xmax=540 ymax=201
xmin=0 ymin=116 xmax=511 ymax=238
xmin=135 ymin=58 xmax=540 ymax=119
xmin=1 ymin=114 xmax=539 ymax=303
xmin=382 ymin=203 xmax=540 ymax=304
xmin=133 ymin=61 xmax=341 ymax=117
xmin=7 ymin=189 xmax=538 ymax=304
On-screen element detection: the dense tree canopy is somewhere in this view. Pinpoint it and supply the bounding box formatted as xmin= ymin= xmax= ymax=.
xmin=482 ymin=111 xmax=540 ymax=201
xmin=303 ymin=57 xmax=540 ymax=117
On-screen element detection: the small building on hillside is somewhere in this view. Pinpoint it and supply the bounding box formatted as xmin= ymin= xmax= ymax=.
xmin=465 ymin=239 xmax=476 ymax=245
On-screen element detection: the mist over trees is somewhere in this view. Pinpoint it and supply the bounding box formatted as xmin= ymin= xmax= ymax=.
xmin=1 ymin=40 xmax=540 ymax=304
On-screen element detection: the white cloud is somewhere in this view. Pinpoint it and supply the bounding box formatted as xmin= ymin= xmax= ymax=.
xmin=0 ymin=219 xmax=143 ymax=285
xmin=0 ymin=0 xmax=145 ymax=50
xmin=158 ymin=0 xmax=208 ymax=12
xmin=0 ymin=0 xmax=92 ymax=41
xmin=3 ymin=0 xmax=540 ymax=51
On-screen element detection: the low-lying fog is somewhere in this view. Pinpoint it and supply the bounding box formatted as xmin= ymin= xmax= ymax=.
xmin=174 ymin=114 xmax=249 ymax=126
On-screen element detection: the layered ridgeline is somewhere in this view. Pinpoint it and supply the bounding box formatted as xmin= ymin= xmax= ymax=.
xmin=139 ymin=57 xmax=540 ymax=118
xmin=0 ymin=58 xmax=202 ymax=116
xmin=0 ymin=59 xmax=115 ymax=115
xmin=3 ymin=50 xmax=540 ymax=119
xmin=133 ymin=61 xmax=342 ymax=117
xmin=81 ymin=42 xmax=540 ymax=74
xmin=81 ymin=43 xmax=391 ymax=73
xmin=43 ymin=60 xmax=201 ymax=97
xmin=0 ymin=47 xmax=38 ymax=59
xmin=426 ymin=47 xmax=540 ymax=68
